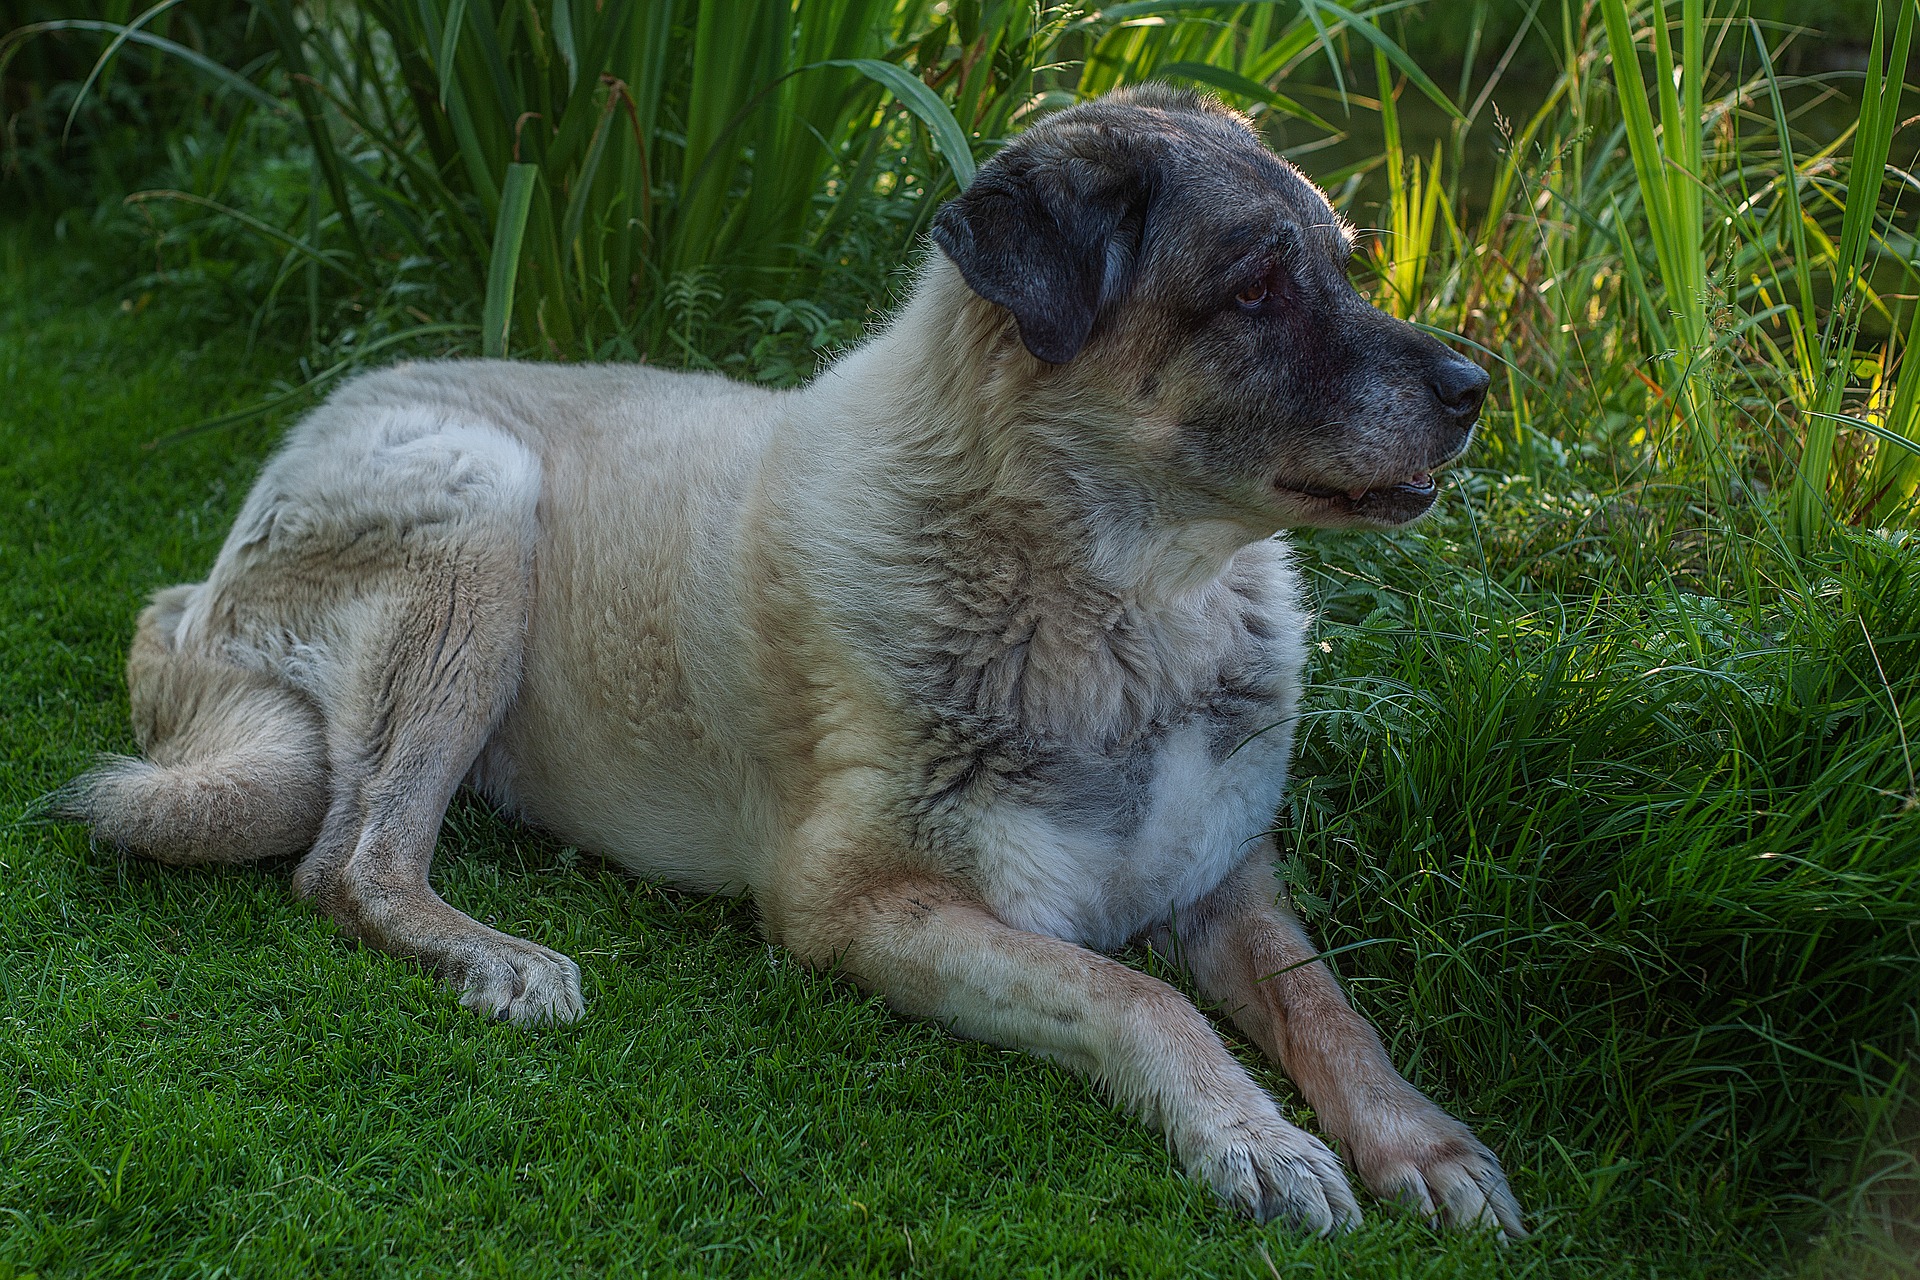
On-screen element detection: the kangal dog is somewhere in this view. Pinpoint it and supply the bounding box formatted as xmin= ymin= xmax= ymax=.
xmin=61 ymin=86 xmax=1522 ymax=1235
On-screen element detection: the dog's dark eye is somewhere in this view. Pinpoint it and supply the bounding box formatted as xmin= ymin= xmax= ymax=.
xmin=1235 ymin=282 xmax=1268 ymax=311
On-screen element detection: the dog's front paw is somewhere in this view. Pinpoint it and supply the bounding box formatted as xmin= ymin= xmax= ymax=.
xmin=451 ymin=939 xmax=585 ymax=1026
xmin=1351 ymin=1097 xmax=1524 ymax=1239
xmin=1186 ymin=1114 xmax=1363 ymax=1233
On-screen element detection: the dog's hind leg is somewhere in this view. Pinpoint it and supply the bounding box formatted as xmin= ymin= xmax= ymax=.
xmin=275 ymin=428 xmax=582 ymax=1027
xmin=290 ymin=552 xmax=583 ymax=1026
xmin=1160 ymin=854 xmax=1525 ymax=1237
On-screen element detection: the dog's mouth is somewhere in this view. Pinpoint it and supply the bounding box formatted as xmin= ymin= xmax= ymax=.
xmin=1273 ymin=471 xmax=1439 ymax=524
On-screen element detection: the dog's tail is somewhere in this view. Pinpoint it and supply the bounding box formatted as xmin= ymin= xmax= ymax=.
xmin=52 ymin=585 xmax=329 ymax=864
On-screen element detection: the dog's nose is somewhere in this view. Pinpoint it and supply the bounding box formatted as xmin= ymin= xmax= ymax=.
xmin=1431 ymin=357 xmax=1489 ymax=422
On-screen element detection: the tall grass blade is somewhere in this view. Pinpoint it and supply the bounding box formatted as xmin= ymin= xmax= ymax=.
xmin=819 ymin=57 xmax=977 ymax=188
xmin=550 ymin=0 xmax=576 ymax=94
xmin=0 ymin=19 xmax=285 ymax=116
xmin=1789 ymin=0 xmax=1914 ymax=544
xmin=59 ymin=0 xmax=184 ymax=143
xmin=1807 ymin=411 xmax=1920 ymax=461
xmin=1153 ymin=61 xmax=1336 ymax=131
xmin=254 ymin=0 xmax=369 ymax=262
xmin=1599 ymin=0 xmax=1724 ymax=497
xmin=1313 ymin=0 xmax=1464 ymax=121
xmin=1748 ymin=19 xmax=1817 ymax=371
xmin=436 ymin=0 xmax=467 ymax=111
xmin=1862 ymin=299 xmax=1920 ymax=524
xmin=483 ymin=163 xmax=539 ymax=359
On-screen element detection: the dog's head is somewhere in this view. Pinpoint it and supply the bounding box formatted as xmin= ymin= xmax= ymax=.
xmin=931 ymin=85 xmax=1487 ymax=530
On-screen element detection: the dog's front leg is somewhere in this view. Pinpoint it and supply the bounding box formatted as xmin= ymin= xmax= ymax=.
xmin=786 ymin=877 xmax=1362 ymax=1231
xmin=1162 ymin=856 xmax=1525 ymax=1237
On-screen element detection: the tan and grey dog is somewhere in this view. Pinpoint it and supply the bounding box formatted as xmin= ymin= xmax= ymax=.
xmin=61 ymin=87 xmax=1522 ymax=1236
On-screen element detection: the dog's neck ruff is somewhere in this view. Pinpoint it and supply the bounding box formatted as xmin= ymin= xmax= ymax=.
xmin=810 ymin=264 xmax=1276 ymax=613
xmin=788 ymin=264 xmax=1300 ymax=753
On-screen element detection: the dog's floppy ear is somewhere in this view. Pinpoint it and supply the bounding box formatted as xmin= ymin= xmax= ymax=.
xmin=931 ymin=153 xmax=1146 ymax=365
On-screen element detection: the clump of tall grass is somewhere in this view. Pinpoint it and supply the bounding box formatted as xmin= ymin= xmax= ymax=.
xmin=12 ymin=0 xmax=1915 ymax=536
xmin=1355 ymin=0 xmax=1920 ymax=538
xmin=4 ymin=1 xmax=1461 ymax=372
xmin=1292 ymin=516 xmax=1920 ymax=1253
xmin=1333 ymin=11 xmax=1920 ymax=1235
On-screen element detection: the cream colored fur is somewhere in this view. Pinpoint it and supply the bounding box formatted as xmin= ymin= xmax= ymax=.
xmin=63 ymin=96 xmax=1524 ymax=1237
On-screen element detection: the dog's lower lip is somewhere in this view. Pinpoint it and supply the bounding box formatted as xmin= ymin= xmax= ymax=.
xmin=1280 ymin=472 xmax=1438 ymax=502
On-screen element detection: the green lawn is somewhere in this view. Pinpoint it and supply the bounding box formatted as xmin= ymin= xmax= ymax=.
xmin=1 ymin=220 xmax=1912 ymax=1279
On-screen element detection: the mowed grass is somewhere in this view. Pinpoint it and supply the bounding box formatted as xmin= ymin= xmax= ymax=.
xmin=1 ymin=218 xmax=1913 ymax=1279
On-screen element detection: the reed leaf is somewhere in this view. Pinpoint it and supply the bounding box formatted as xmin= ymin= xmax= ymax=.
xmin=483 ymin=162 xmax=538 ymax=358
xmin=818 ymin=57 xmax=978 ymax=188
xmin=1787 ymin=0 xmax=1914 ymax=546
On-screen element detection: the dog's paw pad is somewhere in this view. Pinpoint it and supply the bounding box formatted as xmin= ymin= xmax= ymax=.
xmin=455 ymin=944 xmax=585 ymax=1027
xmin=1190 ymin=1117 xmax=1362 ymax=1233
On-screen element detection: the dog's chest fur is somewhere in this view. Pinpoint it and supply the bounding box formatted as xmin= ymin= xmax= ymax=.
xmin=890 ymin=511 xmax=1308 ymax=950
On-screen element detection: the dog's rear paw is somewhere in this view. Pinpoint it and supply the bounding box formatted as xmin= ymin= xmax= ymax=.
xmin=1188 ymin=1115 xmax=1363 ymax=1233
xmin=1353 ymin=1100 xmax=1525 ymax=1239
xmin=452 ymin=940 xmax=585 ymax=1026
